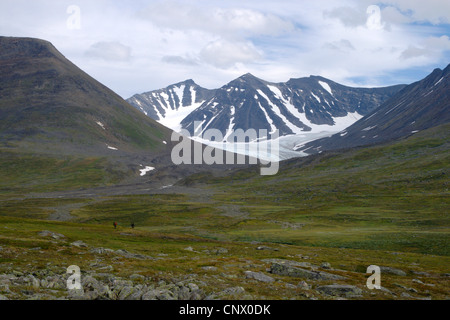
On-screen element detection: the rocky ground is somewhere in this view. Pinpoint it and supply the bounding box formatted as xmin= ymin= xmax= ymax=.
xmin=0 ymin=229 xmax=447 ymax=300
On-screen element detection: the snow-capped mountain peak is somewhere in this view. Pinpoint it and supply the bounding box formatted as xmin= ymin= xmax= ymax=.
xmin=127 ymin=74 xmax=405 ymax=159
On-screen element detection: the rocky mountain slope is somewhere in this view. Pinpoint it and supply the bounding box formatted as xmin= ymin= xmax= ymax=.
xmin=128 ymin=73 xmax=405 ymax=140
xmin=297 ymin=64 xmax=450 ymax=154
xmin=0 ymin=36 xmax=172 ymax=158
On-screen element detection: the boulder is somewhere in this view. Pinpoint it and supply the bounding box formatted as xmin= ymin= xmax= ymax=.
xmin=262 ymin=258 xmax=312 ymax=269
xmin=129 ymin=274 xmax=145 ymax=281
xmin=380 ymin=266 xmax=407 ymax=276
xmin=297 ymin=280 xmax=311 ymax=290
xmin=244 ymin=271 xmax=275 ymax=283
xmin=317 ymin=285 xmax=363 ymax=298
xmin=71 ymin=240 xmax=88 ymax=248
xmin=270 ymin=263 xmax=347 ymax=280
xmin=38 ymin=230 xmax=65 ymax=240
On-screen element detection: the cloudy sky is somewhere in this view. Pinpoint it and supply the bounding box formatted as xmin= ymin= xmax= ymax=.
xmin=1 ymin=0 xmax=449 ymax=98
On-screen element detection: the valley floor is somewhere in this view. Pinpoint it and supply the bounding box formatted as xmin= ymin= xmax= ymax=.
xmin=0 ymin=182 xmax=448 ymax=300
xmin=0 ymin=124 xmax=448 ymax=300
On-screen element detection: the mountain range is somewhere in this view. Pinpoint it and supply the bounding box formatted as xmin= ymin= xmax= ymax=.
xmin=297 ymin=64 xmax=450 ymax=154
xmin=127 ymin=73 xmax=405 ymax=141
xmin=1 ymin=36 xmax=448 ymax=174
xmin=0 ymin=36 xmax=255 ymax=190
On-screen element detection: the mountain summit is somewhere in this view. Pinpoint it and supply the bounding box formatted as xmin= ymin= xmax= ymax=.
xmin=0 ymin=36 xmax=171 ymax=157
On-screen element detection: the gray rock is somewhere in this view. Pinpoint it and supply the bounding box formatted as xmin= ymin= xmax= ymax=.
xmin=212 ymin=248 xmax=228 ymax=255
xmin=117 ymin=285 xmax=145 ymax=300
xmin=28 ymin=275 xmax=40 ymax=289
xmin=411 ymin=271 xmax=431 ymax=277
xmin=270 ymin=263 xmax=347 ymax=281
xmin=401 ymin=292 xmax=413 ymax=298
xmin=256 ymin=246 xmax=279 ymax=251
xmin=190 ymin=290 xmax=203 ymax=300
xmin=0 ymin=294 xmax=9 ymax=300
xmin=379 ymin=286 xmax=394 ymax=295
xmin=67 ymin=289 xmax=85 ymax=300
xmin=129 ymin=274 xmax=145 ymax=281
xmin=142 ymin=288 xmax=175 ymax=300
xmin=297 ymin=280 xmax=311 ymax=290
xmin=317 ymin=285 xmax=363 ymax=298
xmin=90 ymin=248 xmax=103 ymax=254
xmin=321 ymin=262 xmax=331 ymax=269
xmin=201 ymin=266 xmax=217 ymax=271
xmin=0 ymin=283 xmax=11 ymax=293
xmin=380 ymin=266 xmax=407 ymax=276
xmin=89 ymin=262 xmax=114 ymax=272
xmin=285 ymin=283 xmax=297 ymax=289
xmin=92 ymin=273 xmax=116 ymax=282
xmin=115 ymin=249 xmax=153 ymax=260
xmin=187 ymin=283 xmax=199 ymax=291
xmin=220 ymin=286 xmax=245 ymax=296
xmin=141 ymin=289 xmax=158 ymax=300
xmin=12 ymin=270 xmax=24 ymax=277
xmin=38 ymin=230 xmax=65 ymax=240
xmin=45 ymin=275 xmax=66 ymax=290
xmin=244 ymin=271 xmax=275 ymax=283
xmin=71 ymin=240 xmax=88 ymax=248
xmin=262 ymin=258 xmax=312 ymax=269
xmin=127 ymin=289 xmax=145 ymax=300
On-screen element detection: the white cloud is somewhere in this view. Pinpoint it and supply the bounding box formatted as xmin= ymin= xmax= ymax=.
xmin=138 ymin=1 xmax=294 ymax=39
xmin=400 ymin=35 xmax=450 ymax=60
xmin=0 ymin=0 xmax=448 ymax=98
xmin=200 ymin=39 xmax=262 ymax=68
xmin=379 ymin=0 xmax=450 ymax=24
xmin=323 ymin=39 xmax=356 ymax=52
xmin=324 ymin=6 xmax=367 ymax=28
xmin=85 ymin=41 xmax=132 ymax=62
xmin=161 ymin=55 xmax=198 ymax=66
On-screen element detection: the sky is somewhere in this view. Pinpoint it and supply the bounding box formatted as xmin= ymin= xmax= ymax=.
xmin=0 ymin=0 xmax=449 ymax=98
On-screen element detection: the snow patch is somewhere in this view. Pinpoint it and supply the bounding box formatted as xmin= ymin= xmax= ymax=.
xmin=257 ymin=89 xmax=303 ymax=134
xmin=257 ymin=101 xmax=277 ymax=134
xmin=107 ymin=144 xmax=118 ymax=151
xmin=172 ymin=85 xmax=185 ymax=106
xmin=96 ymin=121 xmax=106 ymax=130
xmin=139 ymin=166 xmax=155 ymax=176
xmin=318 ymin=81 xmax=333 ymax=96
xmin=311 ymin=92 xmax=321 ymax=103
xmin=434 ymin=77 xmax=444 ymax=86
xmin=362 ymin=126 xmax=377 ymax=131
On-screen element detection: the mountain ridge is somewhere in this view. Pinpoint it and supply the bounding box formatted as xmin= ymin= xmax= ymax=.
xmin=296 ymin=64 xmax=450 ymax=154
xmin=128 ymin=73 xmax=405 ymax=141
